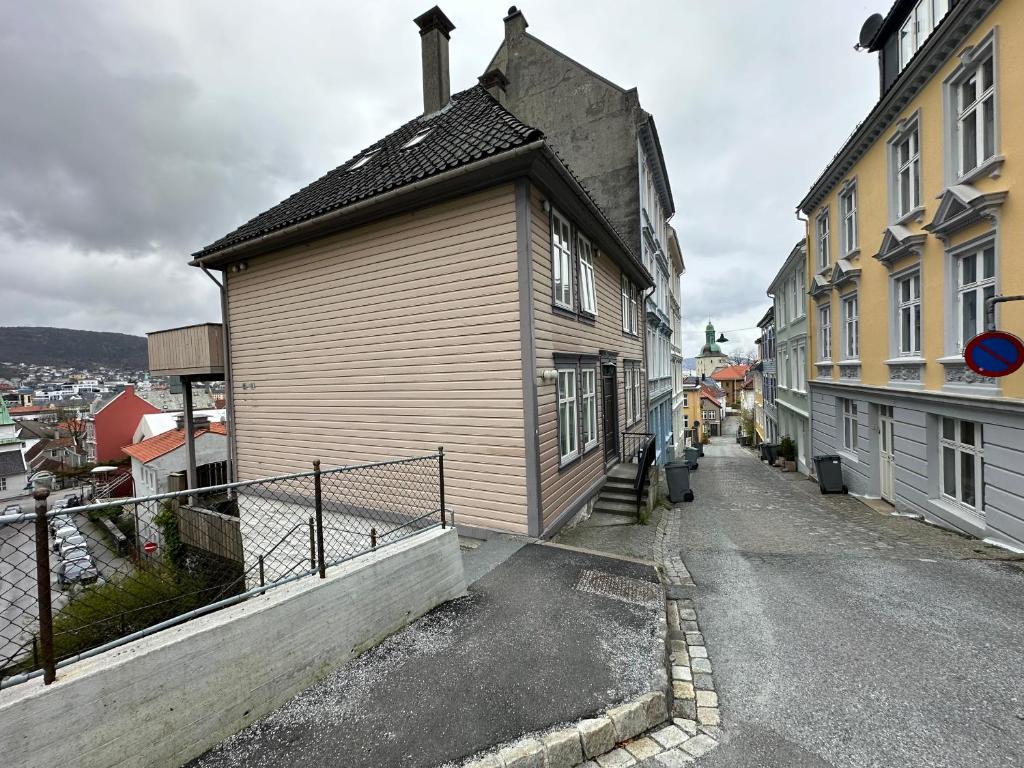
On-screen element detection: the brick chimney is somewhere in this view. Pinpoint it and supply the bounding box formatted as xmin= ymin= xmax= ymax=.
xmin=503 ymin=5 xmax=528 ymax=44
xmin=413 ymin=6 xmax=455 ymax=115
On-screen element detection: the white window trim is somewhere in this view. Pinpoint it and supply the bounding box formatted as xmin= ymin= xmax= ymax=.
xmin=557 ymin=368 xmax=579 ymax=465
xmin=818 ymin=303 xmax=832 ymax=362
xmin=943 ymin=29 xmax=1002 ymax=185
xmin=938 ymin=417 xmax=984 ymax=515
xmin=578 ymin=233 xmax=597 ymax=316
xmin=841 ymin=398 xmax=859 ymax=453
xmin=888 ymin=116 xmax=922 ymax=223
xmin=840 ymin=181 xmax=858 ymax=256
xmin=581 ymin=368 xmax=598 ymax=452
xmin=841 ymin=293 xmax=860 ymax=362
xmin=816 ymin=208 xmax=830 ymax=271
xmin=954 ymin=241 xmax=996 ymax=353
xmin=551 ymin=208 xmax=574 ymax=310
xmin=894 ymin=269 xmax=923 ymax=357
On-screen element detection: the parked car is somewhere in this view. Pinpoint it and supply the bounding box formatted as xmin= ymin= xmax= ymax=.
xmin=59 ymin=537 xmax=88 ymax=559
xmin=58 ymin=559 xmax=100 ymax=588
xmin=49 ymin=514 xmax=75 ymax=535
xmin=3 ymin=504 xmax=20 ymax=515
xmin=52 ymin=525 xmax=79 ymax=552
xmin=52 ymin=498 xmax=70 ymax=510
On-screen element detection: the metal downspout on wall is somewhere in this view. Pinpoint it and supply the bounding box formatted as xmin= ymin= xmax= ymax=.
xmin=201 ymin=267 xmax=237 ymax=483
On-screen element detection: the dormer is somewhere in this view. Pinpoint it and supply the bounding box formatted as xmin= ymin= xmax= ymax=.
xmin=864 ymin=0 xmax=953 ymax=95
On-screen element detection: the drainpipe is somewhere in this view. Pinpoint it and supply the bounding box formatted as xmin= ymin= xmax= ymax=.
xmin=200 ymin=267 xmax=237 ymax=483
xmin=795 ymin=208 xmax=813 ymax=476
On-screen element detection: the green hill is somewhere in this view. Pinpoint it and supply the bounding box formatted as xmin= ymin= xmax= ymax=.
xmin=0 ymin=327 xmax=148 ymax=370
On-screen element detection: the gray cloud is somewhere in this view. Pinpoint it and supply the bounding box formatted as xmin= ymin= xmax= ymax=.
xmin=1 ymin=1 xmax=881 ymax=342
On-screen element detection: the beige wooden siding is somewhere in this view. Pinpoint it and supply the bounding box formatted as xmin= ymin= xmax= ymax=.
xmin=530 ymin=189 xmax=646 ymax=530
xmin=226 ymin=185 xmax=529 ymax=533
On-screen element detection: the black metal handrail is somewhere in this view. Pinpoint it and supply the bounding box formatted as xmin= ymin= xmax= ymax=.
xmin=634 ymin=435 xmax=656 ymax=521
xmin=621 ymin=431 xmax=655 ymax=465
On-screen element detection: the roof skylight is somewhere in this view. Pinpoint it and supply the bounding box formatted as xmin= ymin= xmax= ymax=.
xmin=401 ymin=129 xmax=431 ymax=149
xmin=348 ymin=150 xmax=379 ymax=171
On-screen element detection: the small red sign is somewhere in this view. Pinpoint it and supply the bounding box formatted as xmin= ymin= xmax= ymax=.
xmin=964 ymin=331 xmax=1024 ymax=378
xmin=143 ymin=541 xmax=158 ymax=554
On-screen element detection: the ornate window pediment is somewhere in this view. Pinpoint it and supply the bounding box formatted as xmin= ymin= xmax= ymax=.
xmin=809 ymin=273 xmax=831 ymax=298
xmin=830 ymin=258 xmax=860 ymax=289
xmin=872 ymin=224 xmax=927 ymax=268
xmin=924 ymin=184 xmax=1007 ymax=240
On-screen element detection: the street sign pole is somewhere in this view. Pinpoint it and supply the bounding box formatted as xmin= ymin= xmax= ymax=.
xmin=984 ymin=294 xmax=1024 ymax=332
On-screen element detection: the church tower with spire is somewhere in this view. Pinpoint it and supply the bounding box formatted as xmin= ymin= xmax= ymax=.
xmin=695 ymin=321 xmax=728 ymax=377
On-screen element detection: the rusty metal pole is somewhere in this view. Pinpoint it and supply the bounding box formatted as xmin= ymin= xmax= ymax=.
xmin=313 ymin=460 xmax=325 ymax=578
xmin=308 ymin=516 xmax=316 ymax=571
xmin=33 ymin=487 xmax=56 ymax=684
xmin=258 ymin=555 xmax=265 ymax=588
xmin=438 ymin=446 xmax=446 ymax=529
xmin=370 ymin=527 xmax=377 ymax=551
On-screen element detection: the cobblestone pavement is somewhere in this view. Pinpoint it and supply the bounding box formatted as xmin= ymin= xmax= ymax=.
xmin=669 ymin=436 xmax=1024 ymax=768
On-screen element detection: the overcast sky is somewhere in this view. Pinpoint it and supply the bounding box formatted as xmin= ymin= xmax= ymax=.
xmin=1 ymin=0 xmax=881 ymax=356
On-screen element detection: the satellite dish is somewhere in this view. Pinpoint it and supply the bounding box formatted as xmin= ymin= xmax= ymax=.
xmin=858 ymin=13 xmax=884 ymax=49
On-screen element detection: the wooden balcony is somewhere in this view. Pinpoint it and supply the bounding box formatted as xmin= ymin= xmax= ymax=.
xmin=148 ymin=323 xmax=224 ymax=379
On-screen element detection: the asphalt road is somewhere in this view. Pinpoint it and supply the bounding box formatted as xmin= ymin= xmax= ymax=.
xmin=190 ymin=544 xmax=663 ymax=768
xmin=677 ymin=437 xmax=1024 ymax=768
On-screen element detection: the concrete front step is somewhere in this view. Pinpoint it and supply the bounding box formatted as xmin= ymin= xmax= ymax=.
xmin=608 ymin=463 xmax=640 ymax=480
xmin=594 ymin=498 xmax=643 ymax=516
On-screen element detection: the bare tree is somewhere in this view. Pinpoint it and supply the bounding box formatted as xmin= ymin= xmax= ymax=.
xmin=55 ymin=406 xmax=88 ymax=453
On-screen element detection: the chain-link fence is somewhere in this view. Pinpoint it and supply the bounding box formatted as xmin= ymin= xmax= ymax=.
xmin=0 ymin=450 xmax=446 ymax=689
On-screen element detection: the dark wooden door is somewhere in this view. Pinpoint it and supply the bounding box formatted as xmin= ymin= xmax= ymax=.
xmin=602 ymin=364 xmax=618 ymax=461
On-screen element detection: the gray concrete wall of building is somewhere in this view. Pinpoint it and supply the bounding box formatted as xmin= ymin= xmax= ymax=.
xmin=489 ymin=32 xmax=643 ymax=256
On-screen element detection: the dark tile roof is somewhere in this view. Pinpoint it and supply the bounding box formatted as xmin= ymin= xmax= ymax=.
xmin=196 ymin=86 xmax=544 ymax=259
xmin=0 ymin=450 xmax=26 ymax=478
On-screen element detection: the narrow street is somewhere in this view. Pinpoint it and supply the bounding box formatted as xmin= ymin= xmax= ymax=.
xmin=675 ymin=436 xmax=1024 ymax=768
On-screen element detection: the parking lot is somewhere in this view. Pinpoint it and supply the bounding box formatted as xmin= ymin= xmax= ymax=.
xmin=0 ymin=493 xmax=132 ymax=674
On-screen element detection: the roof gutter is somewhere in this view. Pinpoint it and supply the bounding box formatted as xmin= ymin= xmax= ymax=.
xmin=190 ymin=140 xmax=547 ymax=269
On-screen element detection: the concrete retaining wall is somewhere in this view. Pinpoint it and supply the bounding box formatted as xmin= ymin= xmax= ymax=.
xmin=0 ymin=526 xmax=465 ymax=768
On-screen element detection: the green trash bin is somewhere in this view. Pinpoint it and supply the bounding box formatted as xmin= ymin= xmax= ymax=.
xmin=665 ymin=461 xmax=694 ymax=503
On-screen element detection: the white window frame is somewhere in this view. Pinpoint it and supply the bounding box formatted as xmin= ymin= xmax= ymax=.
xmin=890 ymin=120 xmax=921 ymax=221
xmin=632 ymin=364 xmax=642 ymax=425
xmin=621 ymin=276 xmax=638 ymax=335
xmin=896 ymin=271 xmax=922 ymax=356
xmin=818 ymin=303 xmax=832 ymax=361
xmin=551 ymin=209 xmax=574 ymax=310
xmin=841 ymin=293 xmax=859 ymax=361
xmin=840 ymin=182 xmax=858 ymax=255
xmin=578 ymin=233 xmax=597 ymax=316
xmin=581 ymin=368 xmax=598 ymax=452
xmin=954 ymin=45 xmax=996 ymax=179
xmin=938 ymin=417 xmax=984 ymax=514
xmin=794 ymin=343 xmax=807 ymax=392
xmin=557 ymin=368 xmax=578 ymax=465
xmin=842 ymin=398 xmax=859 ymax=452
xmin=796 ymin=269 xmax=806 ymax=319
xmin=816 ymin=209 xmax=830 ymax=270
xmin=955 ymin=241 xmax=996 ymax=352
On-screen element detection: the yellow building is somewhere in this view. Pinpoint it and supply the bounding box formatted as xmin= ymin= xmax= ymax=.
xmin=798 ymin=0 xmax=1023 ymax=551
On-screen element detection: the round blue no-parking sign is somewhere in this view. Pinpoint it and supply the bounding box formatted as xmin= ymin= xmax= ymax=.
xmin=963 ymin=331 xmax=1024 ymax=378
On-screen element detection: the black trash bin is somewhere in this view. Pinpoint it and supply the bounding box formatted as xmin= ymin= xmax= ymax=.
xmin=813 ymin=454 xmax=848 ymax=494
xmin=697 ymin=442 xmax=704 ymax=457
xmin=665 ymin=460 xmax=694 ymax=503
xmin=762 ymin=443 xmax=780 ymax=464
xmin=684 ymin=446 xmax=699 ymax=470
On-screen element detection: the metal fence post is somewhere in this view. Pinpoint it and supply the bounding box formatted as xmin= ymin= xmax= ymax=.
xmin=33 ymin=488 xmax=56 ymax=685
xmin=308 ymin=516 xmax=316 ymax=571
xmin=370 ymin=527 xmax=377 ymax=550
xmin=258 ymin=555 xmax=265 ymax=588
xmin=313 ymin=460 xmax=326 ymax=578
xmin=438 ymin=446 xmax=446 ymax=529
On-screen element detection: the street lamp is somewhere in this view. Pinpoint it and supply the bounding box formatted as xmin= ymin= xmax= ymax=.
xmin=717 ymin=333 xmax=728 ymax=344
